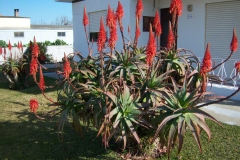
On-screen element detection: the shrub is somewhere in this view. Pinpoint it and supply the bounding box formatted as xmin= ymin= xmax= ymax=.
xmin=0 ymin=40 xmax=7 ymax=47
xmin=27 ymin=0 xmax=240 ymax=159
xmin=24 ymin=41 xmax=53 ymax=64
xmin=2 ymin=42 xmax=30 ymax=89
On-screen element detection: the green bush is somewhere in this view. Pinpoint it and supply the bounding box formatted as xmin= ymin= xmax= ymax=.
xmin=27 ymin=1 xmax=240 ymax=159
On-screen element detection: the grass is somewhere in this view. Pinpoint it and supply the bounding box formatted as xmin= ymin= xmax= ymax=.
xmin=0 ymin=72 xmax=240 ymax=160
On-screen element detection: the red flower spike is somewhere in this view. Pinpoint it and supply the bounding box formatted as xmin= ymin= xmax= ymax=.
xmin=29 ymin=99 xmax=39 ymax=114
xmin=230 ymin=28 xmax=238 ymax=52
xmin=135 ymin=0 xmax=143 ymax=19
xmin=32 ymin=37 xmax=39 ymax=58
xmin=20 ymin=41 xmax=23 ymax=53
xmin=8 ymin=40 xmax=12 ymax=51
xmin=146 ymin=24 xmax=156 ymax=66
xmin=135 ymin=24 xmax=141 ymax=41
xmin=153 ymin=10 xmax=162 ymax=38
xmin=166 ymin=22 xmax=175 ymax=49
xmin=3 ymin=47 xmax=6 ymax=60
xmin=106 ymin=5 xmax=115 ymax=28
xmin=17 ymin=41 xmax=20 ymax=49
xmin=29 ymin=58 xmax=38 ymax=76
xmin=63 ymin=53 xmax=72 ymax=79
xmin=116 ymin=1 xmax=124 ymax=20
xmin=98 ymin=17 xmax=106 ymax=52
xmin=235 ymin=61 xmax=240 ymax=73
xmin=82 ymin=6 xmax=89 ymax=27
xmin=116 ymin=1 xmax=124 ymax=31
xmin=170 ymin=0 xmax=183 ymax=16
xmin=200 ymin=43 xmax=212 ymax=75
xmin=39 ymin=66 xmax=45 ymax=92
xmin=108 ymin=22 xmax=118 ymax=50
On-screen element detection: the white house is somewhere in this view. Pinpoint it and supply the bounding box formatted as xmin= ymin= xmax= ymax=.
xmin=57 ymin=0 xmax=240 ymax=100
xmin=0 ymin=9 xmax=74 ymax=45
xmin=56 ymin=0 xmax=239 ymax=61
xmin=0 ymin=9 xmax=74 ymax=62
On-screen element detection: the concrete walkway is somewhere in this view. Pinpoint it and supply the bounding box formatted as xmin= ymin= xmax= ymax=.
xmin=202 ymin=100 xmax=240 ymax=126
xmin=44 ymin=72 xmax=240 ymax=126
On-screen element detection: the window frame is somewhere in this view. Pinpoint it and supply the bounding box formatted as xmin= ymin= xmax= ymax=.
xmin=57 ymin=32 xmax=66 ymax=37
xmin=14 ymin=32 xmax=24 ymax=38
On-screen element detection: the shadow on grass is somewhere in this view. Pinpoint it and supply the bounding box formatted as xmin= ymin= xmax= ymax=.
xmin=0 ymin=109 xmax=117 ymax=160
xmin=0 ymin=71 xmax=62 ymax=96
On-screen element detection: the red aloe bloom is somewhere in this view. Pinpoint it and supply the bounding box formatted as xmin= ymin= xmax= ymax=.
xmin=106 ymin=5 xmax=115 ymax=28
xmin=29 ymin=57 xmax=38 ymax=77
xmin=146 ymin=25 xmax=156 ymax=66
xmin=32 ymin=37 xmax=39 ymax=58
xmin=166 ymin=22 xmax=175 ymax=49
xmin=82 ymin=6 xmax=89 ymax=27
xmin=200 ymin=43 xmax=212 ymax=75
xmin=29 ymin=99 xmax=39 ymax=114
xmin=8 ymin=40 xmax=12 ymax=51
xmin=39 ymin=66 xmax=45 ymax=92
xmin=97 ymin=17 xmax=106 ymax=52
xmin=153 ymin=10 xmax=162 ymax=38
xmin=135 ymin=23 xmax=141 ymax=41
xmin=116 ymin=1 xmax=124 ymax=31
xmin=170 ymin=0 xmax=183 ymax=16
xmin=63 ymin=53 xmax=72 ymax=79
xmin=3 ymin=47 xmax=6 ymax=60
xmin=116 ymin=1 xmax=124 ymax=20
xmin=17 ymin=41 xmax=20 ymax=49
xmin=135 ymin=0 xmax=143 ymax=19
xmin=20 ymin=41 xmax=23 ymax=53
xmin=108 ymin=23 xmax=118 ymax=50
xmin=235 ymin=61 xmax=240 ymax=73
xmin=230 ymin=28 xmax=238 ymax=52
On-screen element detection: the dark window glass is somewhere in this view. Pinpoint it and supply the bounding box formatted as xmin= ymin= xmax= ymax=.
xmin=143 ymin=16 xmax=155 ymax=32
xmin=14 ymin=32 xmax=24 ymax=37
xmin=57 ymin=32 xmax=66 ymax=37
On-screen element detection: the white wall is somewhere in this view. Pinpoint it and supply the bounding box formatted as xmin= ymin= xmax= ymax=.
xmin=0 ymin=17 xmax=30 ymax=29
xmin=70 ymin=0 xmax=237 ymax=58
xmin=0 ymin=29 xmax=73 ymax=46
xmin=72 ymin=0 xmax=131 ymax=57
xmin=156 ymin=0 xmax=236 ymax=58
xmin=47 ymin=45 xmax=74 ymax=62
xmin=0 ymin=45 xmax=73 ymax=64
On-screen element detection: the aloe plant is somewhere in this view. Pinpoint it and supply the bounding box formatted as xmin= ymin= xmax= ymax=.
xmin=26 ymin=0 xmax=240 ymax=159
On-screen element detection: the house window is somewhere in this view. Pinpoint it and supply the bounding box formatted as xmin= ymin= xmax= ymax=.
xmin=14 ymin=32 xmax=24 ymax=37
xmin=89 ymin=10 xmax=107 ymax=42
xmin=58 ymin=32 xmax=66 ymax=37
xmin=143 ymin=16 xmax=155 ymax=32
xmin=90 ymin=32 xmax=99 ymax=42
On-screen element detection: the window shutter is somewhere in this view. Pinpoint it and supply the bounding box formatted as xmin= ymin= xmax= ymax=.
xmin=89 ymin=10 xmax=107 ymax=33
xmin=205 ymin=1 xmax=240 ymax=78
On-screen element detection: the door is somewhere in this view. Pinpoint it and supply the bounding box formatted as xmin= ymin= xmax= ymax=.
xmin=160 ymin=8 xmax=177 ymax=49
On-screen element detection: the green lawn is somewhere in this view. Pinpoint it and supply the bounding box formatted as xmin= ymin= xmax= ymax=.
xmin=0 ymin=72 xmax=239 ymax=160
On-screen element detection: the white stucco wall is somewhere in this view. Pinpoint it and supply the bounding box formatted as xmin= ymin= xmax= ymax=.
xmin=72 ymin=0 xmax=156 ymax=57
xmin=0 ymin=45 xmax=73 ymax=64
xmin=0 ymin=17 xmax=30 ymax=29
xmin=156 ymin=0 xmax=237 ymax=58
xmin=70 ymin=0 xmax=238 ymax=58
xmin=0 ymin=29 xmax=73 ymax=46
xmin=72 ymin=0 xmax=129 ymax=57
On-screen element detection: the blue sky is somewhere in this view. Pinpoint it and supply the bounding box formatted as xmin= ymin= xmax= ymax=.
xmin=0 ymin=0 xmax=72 ymax=24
